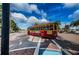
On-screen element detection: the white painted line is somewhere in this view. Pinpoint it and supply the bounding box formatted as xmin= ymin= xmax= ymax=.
xmin=52 ymin=40 xmax=61 ymax=49
xmin=34 ymin=38 xmax=41 ymax=55
xmin=19 ymin=41 xmax=22 ymax=45
xmin=9 ymin=44 xmax=14 ymax=48
xmin=62 ymin=49 xmax=72 ymax=55
xmin=40 ymin=48 xmax=61 ymax=51
xmin=9 ymin=47 xmax=36 ymax=52
xmin=28 ymin=35 xmax=34 ymax=41
xmin=52 ymin=40 xmax=71 ymax=55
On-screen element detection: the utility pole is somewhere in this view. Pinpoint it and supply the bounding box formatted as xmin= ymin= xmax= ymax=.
xmin=1 ymin=3 xmax=10 ymax=55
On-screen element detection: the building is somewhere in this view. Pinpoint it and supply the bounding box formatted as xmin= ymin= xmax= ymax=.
xmin=69 ymin=26 xmax=79 ymax=33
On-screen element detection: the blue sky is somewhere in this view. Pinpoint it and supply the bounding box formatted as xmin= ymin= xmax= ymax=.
xmin=10 ymin=3 xmax=79 ymax=29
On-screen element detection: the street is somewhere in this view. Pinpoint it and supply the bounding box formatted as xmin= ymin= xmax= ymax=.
xmin=9 ymin=32 xmax=39 ymax=50
xmin=58 ymin=33 xmax=79 ymax=44
xmin=0 ymin=31 xmax=79 ymax=55
xmin=9 ymin=32 xmax=79 ymax=54
xmin=9 ymin=32 xmax=59 ymax=55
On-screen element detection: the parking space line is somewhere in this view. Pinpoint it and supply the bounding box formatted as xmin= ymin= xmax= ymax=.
xmin=34 ymin=38 xmax=41 ymax=55
xmin=19 ymin=41 xmax=22 ymax=45
xmin=52 ymin=40 xmax=61 ymax=49
xmin=52 ymin=39 xmax=71 ymax=55
xmin=9 ymin=47 xmax=36 ymax=52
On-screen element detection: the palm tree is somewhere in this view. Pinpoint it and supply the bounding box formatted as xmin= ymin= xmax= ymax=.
xmin=70 ymin=19 xmax=79 ymax=32
xmin=34 ymin=22 xmax=39 ymax=25
xmin=11 ymin=20 xmax=20 ymax=32
xmin=54 ymin=20 xmax=61 ymax=30
xmin=70 ymin=20 xmax=79 ymax=27
xmin=75 ymin=20 xmax=79 ymax=26
xmin=63 ymin=25 xmax=70 ymax=32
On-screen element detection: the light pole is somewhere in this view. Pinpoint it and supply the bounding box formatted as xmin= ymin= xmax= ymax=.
xmin=1 ymin=3 xmax=10 ymax=55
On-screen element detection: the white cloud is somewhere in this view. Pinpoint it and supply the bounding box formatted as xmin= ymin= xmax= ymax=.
xmin=41 ymin=10 xmax=47 ymax=18
xmin=63 ymin=3 xmax=79 ymax=8
xmin=11 ymin=3 xmax=48 ymax=19
xmin=11 ymin=12 xmax=27 ymax=21
xmin=30 ymin=4 xmax=38 ymax=11
xmin=68 ymin=9 xmax=79 ymax=20
xmin=10 ymin=12 xmax=28 ymax=24
xmin=11 ymin=12 xmax=48 ymax=24
xmin=26 ymin=4 xmax=40 ymax=13
xmin=27 ymin=16 xmax=49 ymax=24
xmin=64 ymin=3 xmax=76 ymax=7
xmin=39 ymin=18 xmax=49 ymax=23
xmin=10 ymin=12 xmax=49 ymax=29
xmin=11 ymin=3 xmax=40 ymax=14
xmin=68 ymin=14 xmax=72 ymax=18
xmin=27 ymin=16 xmax=38 ymax=23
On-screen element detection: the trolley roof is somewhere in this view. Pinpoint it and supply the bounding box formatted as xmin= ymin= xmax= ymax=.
xmin=28 ymin=23 xmax=57 ymax=29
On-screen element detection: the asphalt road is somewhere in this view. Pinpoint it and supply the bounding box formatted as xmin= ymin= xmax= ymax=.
xmin=0 ymin=32 xmax=40 ymax=54
xmin=54 ymin=33 xmax=79 ymax=54
xmin=0 ymin=32 xmax=79 ymax=55
xmin=9 ymin=32 xmax=40 ymax=51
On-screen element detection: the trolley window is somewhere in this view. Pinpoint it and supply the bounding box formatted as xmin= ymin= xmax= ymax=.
xmin=49 ymin=24 xmax=54 ymax=30
xmin=54 ymin=24 xmax=57 ymax=30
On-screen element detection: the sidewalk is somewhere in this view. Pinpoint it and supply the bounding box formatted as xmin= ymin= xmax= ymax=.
xmin=9 ymin=32 xmax=27 ymax=41
xmin=58 ymin=33 xmax=79 ymax=44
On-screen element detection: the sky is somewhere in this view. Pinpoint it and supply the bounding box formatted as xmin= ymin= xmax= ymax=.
xmin=10 ymin=3 xmax=79 ymax=29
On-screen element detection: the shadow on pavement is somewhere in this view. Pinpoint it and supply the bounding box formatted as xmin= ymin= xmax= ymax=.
xmin=40 ymin=36 xmax=79 ymax=55
xmin=55 ymin=37 xmax=79 ymax=51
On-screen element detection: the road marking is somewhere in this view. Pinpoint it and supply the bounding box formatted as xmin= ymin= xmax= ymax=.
xmin=28 ymin=35 xmax=34 ymax=41
xmin=9 ymin=44 xmax=14 ymax=48
xmin=52 ymin=40 xmax=61 ymax=49
xmin=9 ymin=47 xmax=36 ymax=52
xmin=32 ymin=36 xmax=35 ymax=41
xmin=61 ymin=49 xmax=72 ymax=55
xmin=52 ymin=39 xmax=71 ymax=55
xmin=40 ymin=48 xmax=60 ymax=51
xmin=34 ymin=38 xmax=41 ymax=55
xmin=19 ymin=41 xmax=22 ymax=45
